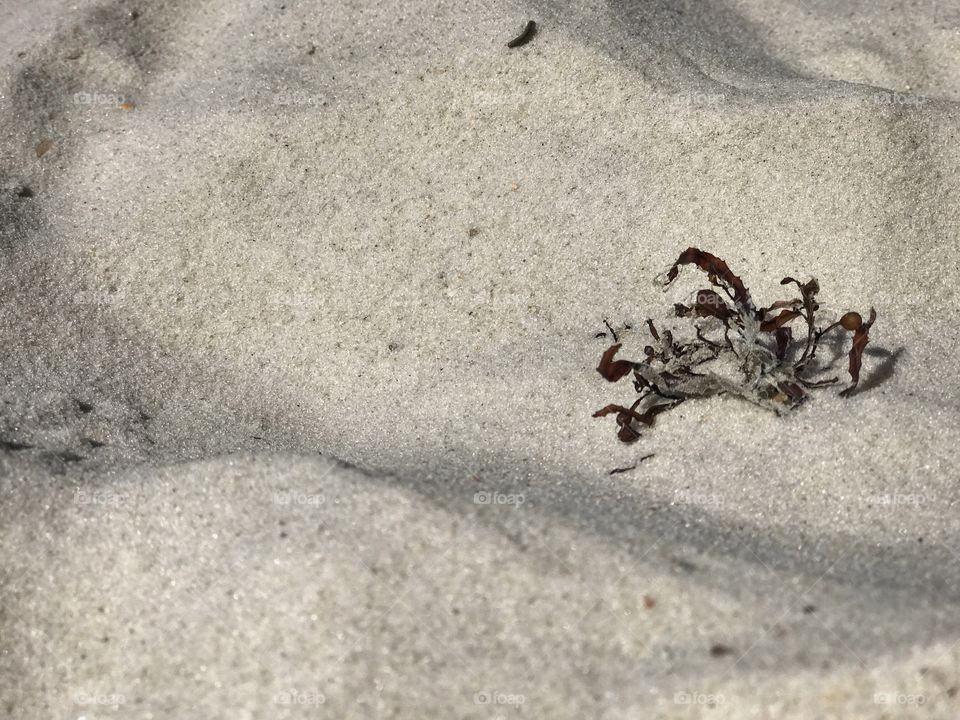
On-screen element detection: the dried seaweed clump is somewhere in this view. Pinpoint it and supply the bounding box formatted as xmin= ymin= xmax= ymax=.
xmin=594 ymin=247 xmax=876 ymax=443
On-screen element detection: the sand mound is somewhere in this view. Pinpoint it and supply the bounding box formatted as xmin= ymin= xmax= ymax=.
xmin=2 ymin=0 xmax=959 ymax=717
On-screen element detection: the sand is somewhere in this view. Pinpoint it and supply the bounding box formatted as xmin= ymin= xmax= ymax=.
xmin=2 ymin=0 xmax=960 ymax=717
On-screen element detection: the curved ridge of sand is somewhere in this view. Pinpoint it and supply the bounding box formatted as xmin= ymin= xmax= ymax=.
xmin=2 ymin=0 xmax=959 ymax=718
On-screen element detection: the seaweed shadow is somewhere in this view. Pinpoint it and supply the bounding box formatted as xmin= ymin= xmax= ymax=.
xmin=858 ymin=345 xmax=904 ymax=394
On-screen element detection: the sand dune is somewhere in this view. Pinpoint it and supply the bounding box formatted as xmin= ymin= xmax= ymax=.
xmin=2 ymin=0 xmax=959 ymax=717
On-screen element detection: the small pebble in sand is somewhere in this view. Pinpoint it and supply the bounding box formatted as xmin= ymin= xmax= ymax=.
xmin=710 ymin=644 xmax=734 ymax=657
xmin=120 ymin=101 xmax=136 ymax=111
xmin=35 ymin=138 xmax=53 ymax=157
xmin=643 ymin=595 xmax=655 ymax=609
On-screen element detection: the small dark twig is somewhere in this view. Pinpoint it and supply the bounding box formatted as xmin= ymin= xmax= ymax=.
xmin=506 ymin=20 xmax=537 ymax=48
xmin=604 ymin=319 xmax=619 ymax=342
xmin=608 ymin=454 xmax=653 ymax=475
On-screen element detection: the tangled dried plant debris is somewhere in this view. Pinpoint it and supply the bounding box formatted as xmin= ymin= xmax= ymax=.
xmin=594 ymin=247 xmax=877 ymax=443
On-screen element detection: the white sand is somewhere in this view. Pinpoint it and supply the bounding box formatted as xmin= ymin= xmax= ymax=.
xmin=2 ymin=0 xmax=959 ymax=717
